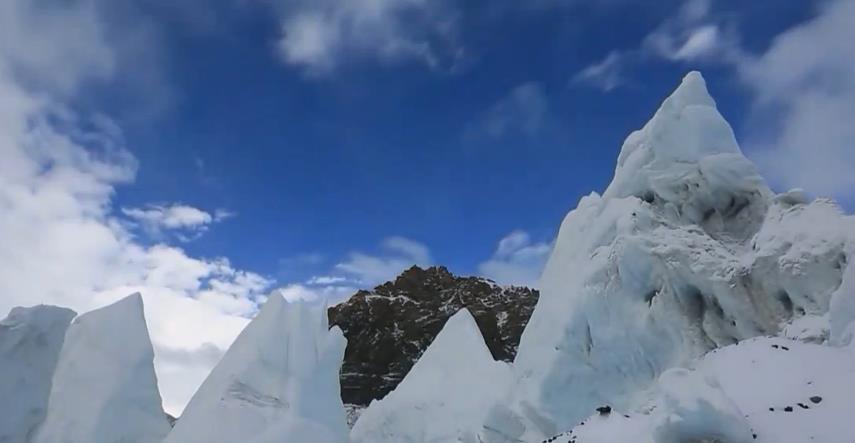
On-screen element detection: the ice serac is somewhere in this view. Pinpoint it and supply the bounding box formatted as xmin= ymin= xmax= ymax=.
xmin=33 ymin=293 xmax=170 ymax=443
xmin=0 ymin=305 xmax=75 ymax=443
xmin=164 ymin=295 xmax=349 ymax=443
xmin=351 ymin=308 xmax=512 ymax=443
xmin=510 ymin=71 xmax=855 ymax=439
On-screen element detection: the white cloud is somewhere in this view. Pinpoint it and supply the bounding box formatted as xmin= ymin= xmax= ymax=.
xmin=276 ymin=282 xmax=356 ymax=304
xmin=0 ymin=1 xmax=271 ymax=417
xmin=122 ymin=203 xmax=232 ymax=241
xmin=271 ymin=0 xmax=461 ymax=75
xmin=572 ymin=51 xmax=625 ymax=92
xmin=0 ymin=0 xmax=114 ymax=96
xmin=574 ymin=0 xmax=737 ymax=91
xmin=306 ymin=275 xmax=349 ymax=285
xmin=478 ymin=230 xmax=551 ymax=288
xmin=467 ymin=82 xmax=551 ymax=139
xmin=737 ymin=0 xmax=855 ymax=201
xmin=335 ymin=236 xmax=432 ymax=285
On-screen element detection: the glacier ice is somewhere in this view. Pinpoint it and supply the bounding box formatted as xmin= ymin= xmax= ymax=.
xmin=33 ymin=294 xmax=171 ymax=443
xmin=163 ymin=294 xmax=350 ymax=443
xmin=506 ymin=71 xmax=855 ymax=439
xmin=0 ymin=305 xmax=75 ymax=443
xmin=351 ymin=308 xmax=513 ymax=443
xmin=547 ymin=336 xmax=855 ymax=443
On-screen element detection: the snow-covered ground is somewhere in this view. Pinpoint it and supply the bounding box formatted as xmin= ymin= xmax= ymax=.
xmin=546 ymin=336 xmax=855 ymax=443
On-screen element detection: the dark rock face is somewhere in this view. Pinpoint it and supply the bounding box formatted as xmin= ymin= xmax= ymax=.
xmin=328 ymin=265 xmax=539 ymax=406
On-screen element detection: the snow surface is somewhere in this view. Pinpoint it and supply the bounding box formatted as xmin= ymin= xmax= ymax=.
xmin=499 ymin=71 xmax=855 ymax=440
xmin=33 ymin=294 xmax=171 ymax=443
xmin=351 ymin=308 xmax=513 ymax=443
xmin=546 ymin=336 xmax=855 ymax=443
xmin=164 ymin=295 xmax=350 ymax=443
xmin=0 ymin=305 xmax=75 ymax=443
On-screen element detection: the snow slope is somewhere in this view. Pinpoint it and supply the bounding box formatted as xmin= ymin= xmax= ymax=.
xmin=351 ymin=309 xmax=513 ymax=443
xmin=547 ymin=336 xmax=855 ymax=443
xmin=164 ymin=295 xmax=350 ymax=443
xmin=33 ymin=294 xmax=171 ymax=443
xmin=505 ymin=71 xmax=855 ymax=440
xmin=0 ymin=305 xmax=75 ymax=443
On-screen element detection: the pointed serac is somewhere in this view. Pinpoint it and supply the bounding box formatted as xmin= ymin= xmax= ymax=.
xmin=164 ymin=295 xmax=350 ymax=443
xmin=33 ymin=294 xmax=170 ymax=443
xmin=508 ymin=71 xmax=855 ymax=440
xmin=0 ymin=305 xmax=76 ymax=443
xmin=351 ymin=308 xmax=512 ymax=443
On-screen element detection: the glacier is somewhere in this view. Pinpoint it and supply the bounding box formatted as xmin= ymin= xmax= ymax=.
xmin=351 ymin=308 xmax=513 ymax=443
xmin=0 ymin=305 xmax=75 ymax=443
xmin=33 ymin=294 xmax=171 ymax=443
xmin=548 ymin=336 xmax=855 ymax=443
xmin=163 ymin=294 xmax=350 ymax=443
xmin=501 ymin=71 xmax=855 ymax=440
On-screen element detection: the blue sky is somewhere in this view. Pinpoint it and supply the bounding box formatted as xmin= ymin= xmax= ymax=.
xmin=91 ymin=0 xmax=825 ymax=290
xmin=3 ymin=0 xmax=855 ymax=413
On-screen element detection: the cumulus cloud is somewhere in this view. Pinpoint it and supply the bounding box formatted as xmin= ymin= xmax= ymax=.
xmin=122 ymin=203 xmax=233 ymax=241
xmin=478 ymin=230 xmax=552 ymax=288
xmin=271 ymin=0 xmax=462 ymax=76
xmin=737 ymin=0 xmax=855 ymax=202
xmin=0 ymin=0 xmax=271 ymax=416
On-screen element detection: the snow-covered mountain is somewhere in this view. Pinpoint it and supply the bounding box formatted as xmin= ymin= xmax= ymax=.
xmin=328 ymin=265 xmax=538 ymax=406
xmin=0 ymin=305 xmax=75 ymax=443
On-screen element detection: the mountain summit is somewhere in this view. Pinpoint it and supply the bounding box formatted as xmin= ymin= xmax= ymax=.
xmin=328 ymin=265 xmax=538 ymax=406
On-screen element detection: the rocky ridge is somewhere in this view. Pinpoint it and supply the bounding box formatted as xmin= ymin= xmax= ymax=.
xmin=328 ymin=265 xmax=538 ymax=406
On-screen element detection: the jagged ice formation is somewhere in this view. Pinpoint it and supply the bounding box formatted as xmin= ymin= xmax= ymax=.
xmin=33 ymin=294 xmax=171 ymax=443
xmin=164 ymin=295 xmax=350 ymax=443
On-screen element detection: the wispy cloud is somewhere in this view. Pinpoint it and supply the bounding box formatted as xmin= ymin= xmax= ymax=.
xmin=478 ymin=230 xmax=552 ymax=288
xmin=573 ymin=0 xmax=738 ymax=92
xmin=335 ymin=236 xmax=432 ymax=285
xmin=466 ymin=81 xmax=552 ymax=140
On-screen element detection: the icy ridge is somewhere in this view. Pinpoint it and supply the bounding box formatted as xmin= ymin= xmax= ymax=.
xmin=33 ymin=294 xmax=171 ymax=443
xmin=164 ymin=295 xmax=350 ymax=443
